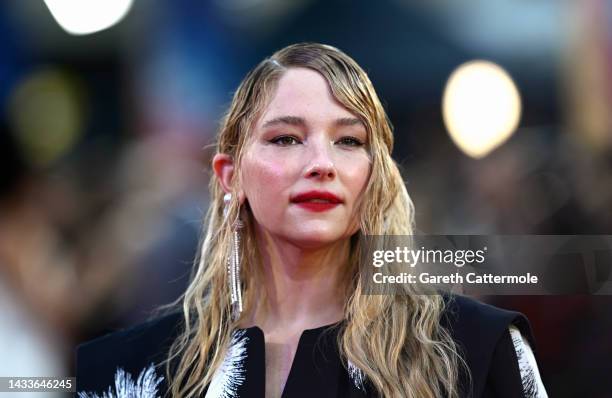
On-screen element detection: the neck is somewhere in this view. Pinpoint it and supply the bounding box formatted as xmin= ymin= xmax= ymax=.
xmin=244 ymin=228 xmax=351 ymax=333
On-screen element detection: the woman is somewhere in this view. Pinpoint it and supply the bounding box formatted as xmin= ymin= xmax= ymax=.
xmin=77 ymin=43 xmax=547 ymax=398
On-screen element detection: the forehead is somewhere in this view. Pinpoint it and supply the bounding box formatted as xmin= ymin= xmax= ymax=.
xmin=257 ymin=67 xmax=359 ymax=126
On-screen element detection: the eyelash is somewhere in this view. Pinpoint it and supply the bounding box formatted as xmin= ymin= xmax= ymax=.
xmin=270 ymin=135 xmax=365 ymax=147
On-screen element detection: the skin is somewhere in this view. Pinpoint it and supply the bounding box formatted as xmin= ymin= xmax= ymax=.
xmin=213 ymin=67 xmax=371 ymax=398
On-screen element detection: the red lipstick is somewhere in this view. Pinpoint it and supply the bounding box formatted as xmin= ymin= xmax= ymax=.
xmin=290 ymin=190 xmax=343 ymax=212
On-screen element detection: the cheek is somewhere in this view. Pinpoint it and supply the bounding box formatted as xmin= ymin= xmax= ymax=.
xmin=241 ymin=156 xmax=291 ymax=205
xmin=344 ymin=156 xmax=371 ymax=196
xmin=344 ymin=159 xmax=370 ymax=234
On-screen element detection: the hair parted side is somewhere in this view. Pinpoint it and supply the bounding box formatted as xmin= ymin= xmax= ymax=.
xmin=163 ymin=42 xmax=469 ymax=398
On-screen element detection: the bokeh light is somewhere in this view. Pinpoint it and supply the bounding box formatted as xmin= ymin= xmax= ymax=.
xmin=7 ymin=69 xmax=85 ymax=168
xmin=442 ymin=60 xmax=522 ymax=158
xmin=43 ymin=0 xmax=133 ymax=35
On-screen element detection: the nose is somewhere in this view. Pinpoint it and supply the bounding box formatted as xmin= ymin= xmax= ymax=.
xmin=306 ymin=161 xmax=336 ymax=179
xmin=304 ymin=138 xmax=336 ymax=180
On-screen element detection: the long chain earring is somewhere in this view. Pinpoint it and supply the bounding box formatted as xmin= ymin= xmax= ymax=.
xmin=224 ymin=193 xmax=244 ymax=321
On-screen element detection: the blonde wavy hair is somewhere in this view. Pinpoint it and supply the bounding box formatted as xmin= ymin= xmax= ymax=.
xmin=165 ymin=42 xmax=467 ymax=398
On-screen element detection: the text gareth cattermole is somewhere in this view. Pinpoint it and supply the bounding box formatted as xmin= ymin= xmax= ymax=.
xmin=372 ymin=247 xmax=487 ymax=268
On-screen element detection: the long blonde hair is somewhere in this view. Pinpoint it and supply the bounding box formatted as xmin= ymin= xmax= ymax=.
xmin=165 ymin=42 xmax=467 ymax=398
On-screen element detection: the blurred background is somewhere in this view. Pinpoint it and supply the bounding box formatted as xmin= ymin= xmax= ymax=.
xmin=1 ymin=0 xmax=611 ymax=396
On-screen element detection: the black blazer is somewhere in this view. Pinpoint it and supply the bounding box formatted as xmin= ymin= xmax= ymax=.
xmin=76 ymin=294 xmax=542 ymax=397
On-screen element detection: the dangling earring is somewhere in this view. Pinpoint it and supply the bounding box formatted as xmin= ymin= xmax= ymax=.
xmin=224 ymin=193 xmax=244 ymax=321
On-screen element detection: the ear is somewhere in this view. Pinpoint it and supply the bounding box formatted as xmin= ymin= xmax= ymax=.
xmin=212 ymin=153 xmax=245 ymax=203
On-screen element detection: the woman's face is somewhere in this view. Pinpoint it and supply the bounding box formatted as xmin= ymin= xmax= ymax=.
xmin=240 ymin=67 xmax=371 ymax=248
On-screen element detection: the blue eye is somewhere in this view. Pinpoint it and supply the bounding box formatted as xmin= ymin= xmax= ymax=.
xmin=270 ymin=135 xmax=300 ymax=146
xmin=337 ymin=137 xmax=364 ymax=147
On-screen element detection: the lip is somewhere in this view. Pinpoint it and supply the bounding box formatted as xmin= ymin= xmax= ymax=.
xmin=290 ymin=190 xmax=343 ymax=204
xmin=290 ymin=190 xmax=343 ymax=212
xmin=293 ymin=201 xmax=340 ymax=212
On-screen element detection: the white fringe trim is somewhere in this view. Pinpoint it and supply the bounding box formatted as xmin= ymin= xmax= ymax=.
xmin=347 ymin=359 xmax=366 ymax=391
xmin=508 ymin=325 xmax=548 ymax=398
xmin=77 ymin=363 xmax=163 ymax=398
xmin=205 ymin=329 xmax=249 ymax=398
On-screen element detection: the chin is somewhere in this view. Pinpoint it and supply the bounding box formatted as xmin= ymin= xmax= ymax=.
xmin=288 ymin=230 xmax=347 ymax=249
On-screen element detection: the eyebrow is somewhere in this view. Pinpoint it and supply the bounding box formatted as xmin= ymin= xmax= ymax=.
xmin=262 ymin=115 xmax=365 ymax=128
